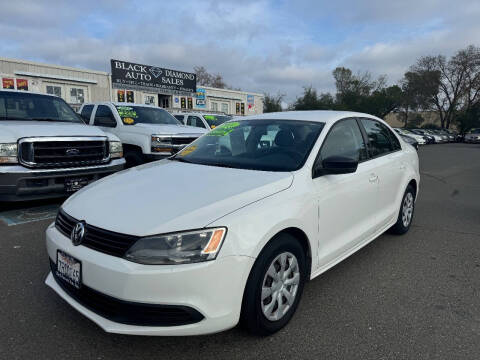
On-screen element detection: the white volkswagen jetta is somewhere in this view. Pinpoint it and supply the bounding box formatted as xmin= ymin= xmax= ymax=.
xmin=45 ymin=111 xmax=420 ymax=336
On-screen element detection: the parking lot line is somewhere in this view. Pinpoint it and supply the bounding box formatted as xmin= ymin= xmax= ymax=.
xmin=0 ymin=204 xmax=59 ymax=226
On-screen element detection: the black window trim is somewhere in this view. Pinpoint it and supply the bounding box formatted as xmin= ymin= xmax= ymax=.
xmin=312 ymin=117 xmax=369 ymax=177
xmin=357 ymin=117 xmax=402 ymax=160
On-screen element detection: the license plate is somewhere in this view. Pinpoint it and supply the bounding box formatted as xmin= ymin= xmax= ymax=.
xmin=65 ymin=177 xmax=89 ymax=193
xmin=56 ymin=250 xmax=82 ymax=289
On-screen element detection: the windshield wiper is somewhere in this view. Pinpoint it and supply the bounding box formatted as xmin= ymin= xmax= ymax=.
xmin=169 ymin=157 xmax=195 ymax=164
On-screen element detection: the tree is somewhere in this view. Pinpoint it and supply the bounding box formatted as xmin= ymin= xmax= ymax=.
xmin=407 ymin=45 xmax=480 ymax=128
xmin=263 ymin=93 xmax=284 ymax=113
xmin=194 ymin=66 xmax=227 ymax=89
xmin=292 ymin=87 xmax=336 ymax=110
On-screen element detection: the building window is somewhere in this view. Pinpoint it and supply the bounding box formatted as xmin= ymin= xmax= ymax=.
xmin=46 ymin=85 xmax=61 ymax=97
xmin=145 ymin=95 xmax=155 ymax=105
xmin=221 ymin=103 xmax=228 ymax=114
xmin=211 ymin=102 xmax=218 ymax=111
xmin=70 ymin=88 xmax=85 ymax=104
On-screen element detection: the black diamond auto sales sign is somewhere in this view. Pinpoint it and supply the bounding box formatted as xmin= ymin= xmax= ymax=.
xmin=110 ymin=59 xmax=196 ymax=96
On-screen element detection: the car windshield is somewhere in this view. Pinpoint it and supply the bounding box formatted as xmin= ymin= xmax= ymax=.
xmin=115 ymin=105 xmax=181 ymax=126
xmin=171 ymin=119 xmax=325 ymax=172
xmin=470 ymin=128 xmax=480 ymax=134
xmin=0 ymin=91 xmax=82 ymax=123
xmin=203 ymin=114 xmax=232 ymax=128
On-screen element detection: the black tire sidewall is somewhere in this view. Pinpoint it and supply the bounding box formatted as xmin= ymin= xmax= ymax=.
xmin=241 ymin=233 xmax=307 ymax=335
xmin=392 ymin=185 xmax=415 ymax=234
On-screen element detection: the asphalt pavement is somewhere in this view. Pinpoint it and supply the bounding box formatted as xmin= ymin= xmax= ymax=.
xmin=1 ymin=143 xmax=479 ymax=360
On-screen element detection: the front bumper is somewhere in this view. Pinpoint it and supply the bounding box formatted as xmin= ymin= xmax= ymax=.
xmin=45 ymin=224 xmax=255 ymax=336
xmin=465 ymin=137 xmax=480 ymax=143
xmin=0 ymin=158 xmax=125 ymax=201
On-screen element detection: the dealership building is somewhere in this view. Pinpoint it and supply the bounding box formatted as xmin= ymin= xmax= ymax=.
xmin=0 ymin=57 xmax=264 ymax=115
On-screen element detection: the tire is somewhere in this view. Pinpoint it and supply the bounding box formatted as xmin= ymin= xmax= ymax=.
xmin=240 ymin=233 xmax=307 ymax=336
xmin=124 ymin=149 xmax=144 ymax=168
xmin=390 ymin=184 xmax=416 ymax=235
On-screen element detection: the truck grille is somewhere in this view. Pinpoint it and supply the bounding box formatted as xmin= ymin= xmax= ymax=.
xmin=19 ymin=137 xmax=109 ymax=168
xmin=171 ymin=136 xmax=199 ymax=145
xmin=55 ymin=209 xmax=139 ymax=258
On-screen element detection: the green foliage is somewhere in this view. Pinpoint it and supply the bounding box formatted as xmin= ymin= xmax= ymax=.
xmin=292 ymin=87 xmax=336 ymax=111
xmin=421 ymin=123 xmax=441 ymax=130
xmin=263 ymin=93 xmax=284 ymax=113
xmin=454 ymin=104 xmax=480 ymax=134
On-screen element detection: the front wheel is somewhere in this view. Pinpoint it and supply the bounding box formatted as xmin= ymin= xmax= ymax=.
xmin=390 ymin=184 xmax=416 ymax=234
xmin=240 ymin=233 xmax=306 ymax=335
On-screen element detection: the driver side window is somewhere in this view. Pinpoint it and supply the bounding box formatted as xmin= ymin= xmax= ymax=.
xmin=320 ymin=118 xmax=367 ymax=162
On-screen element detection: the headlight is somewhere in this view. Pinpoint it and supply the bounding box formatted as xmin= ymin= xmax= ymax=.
xmin=125 ymin=227 xmax=227 ymax=265
xmin=151 ymin=135 xmax=173 ymax=154
xmin=109 ymin=141 xmax=123 ymax=159
xmin=0 ymin=143 xmax=18 ymax=164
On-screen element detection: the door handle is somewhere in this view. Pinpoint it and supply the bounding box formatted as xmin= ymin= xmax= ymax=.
xmin=369 ymin=174 xmax=378 ymax=183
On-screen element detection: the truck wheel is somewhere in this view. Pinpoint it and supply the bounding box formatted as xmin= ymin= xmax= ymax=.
xmin=124 ymin=150 xmax=143 ymax=168
xmin=240 ymin=233 xmax=306 ymax=335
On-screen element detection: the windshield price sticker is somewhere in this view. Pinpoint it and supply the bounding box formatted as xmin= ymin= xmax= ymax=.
xmin=178 ymin=145 xmax=197 ymax=156
xmin=207 ymin=122 xmax=240 ymax=136
xmin=117 ymin=106 xmax=138 ymax=119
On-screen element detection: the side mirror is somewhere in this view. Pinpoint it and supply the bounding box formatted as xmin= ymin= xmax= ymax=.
xmin=313 ymin=156 xmax=358 ymax=178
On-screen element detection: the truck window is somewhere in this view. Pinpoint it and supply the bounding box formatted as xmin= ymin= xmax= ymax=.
xmin=80 ymin=105 xmax=94 ymax=123
xmin=94 ymin=105 xmax=117 ymax=127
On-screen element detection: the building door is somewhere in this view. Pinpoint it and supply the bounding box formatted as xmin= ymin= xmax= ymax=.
xmin=158 ymin=94 xmax=171 ymax=108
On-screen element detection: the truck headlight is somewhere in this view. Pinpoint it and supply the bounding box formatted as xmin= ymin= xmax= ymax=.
xmin=0 ymin=143 xmax=18 ymax=164
xmin=109 ymin=141 xmax=123 ymax=159
xmin=125 ymin=227 xmax=227 ymax=265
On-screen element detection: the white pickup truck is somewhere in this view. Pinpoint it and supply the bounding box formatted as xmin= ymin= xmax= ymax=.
xmin=0 ymin=90 xmax=125 ymax=202
xmin=79 ymin=102 xmax=207 ymax=167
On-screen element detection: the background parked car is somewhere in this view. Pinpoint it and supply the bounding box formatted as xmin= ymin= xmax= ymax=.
xmin=79 ymin=103 xmax=208 ymax=167
xmin=173 ymin=113 xmax=232 ymax=130
xmin=0 ymin=90 xmax=125 ymax=202
xmin=394 ymin=128 xmax=426 ymax=145
xmin=464 ymin=128 xmax=480 ymax=143
xmin=410 ymin=129 xmax=435 ymax=144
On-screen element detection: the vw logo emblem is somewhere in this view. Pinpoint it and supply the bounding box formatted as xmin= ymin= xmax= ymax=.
xmin=71 ymin=221 xmax=86 ymax=246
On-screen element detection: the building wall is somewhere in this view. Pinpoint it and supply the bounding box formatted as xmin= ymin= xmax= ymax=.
xmin=0 ymin=57 xmax=111 ymax=110
xmin=384 ymin=111 xmax=445 ymax=129
xmin=0 ymin=57 xmax=264 ymax=115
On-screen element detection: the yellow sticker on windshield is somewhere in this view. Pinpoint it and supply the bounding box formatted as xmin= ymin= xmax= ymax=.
xmin=178 ymin=145 xmax=197 ymax=156
xmin=211 ymin=125 xmax=216 ymax=129
xmin=123 ymin=117 xmax=135 ymax=125
xmin=207 ymin=122 xmax=240 ymax=136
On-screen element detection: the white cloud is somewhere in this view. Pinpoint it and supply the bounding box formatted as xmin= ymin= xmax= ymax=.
xmin=1 ymin=0 xmax=479 ymax=103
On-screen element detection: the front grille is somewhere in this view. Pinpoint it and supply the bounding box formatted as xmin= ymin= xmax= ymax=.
xmin=49 ymin=260 xmax=204 ymax=326
xmin=55 ymin=210 xmax=139 ymax=258
xmin=171 ymin=136 xmax=198 ymax=145
xmin=19 ymin=137 xmax=109 ymax=168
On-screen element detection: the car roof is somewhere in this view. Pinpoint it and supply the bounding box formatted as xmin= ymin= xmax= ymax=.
xmin=233 ymin=111 xmax=381 ymax=125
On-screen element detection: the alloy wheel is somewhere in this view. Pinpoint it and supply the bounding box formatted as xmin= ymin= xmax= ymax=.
xmin=402 ymin=192 xmax=414 ymax=227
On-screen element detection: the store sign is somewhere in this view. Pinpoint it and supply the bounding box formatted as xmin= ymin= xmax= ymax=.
xmin=111 ymin=59 xmax=196 ymax=96
xmin=247 ymin=94 xmax=255 ymax=112
xmin=196 ymin=88 xmax=206 ymax=108
xmin=2 ymin=78 xmax=14 ymax=89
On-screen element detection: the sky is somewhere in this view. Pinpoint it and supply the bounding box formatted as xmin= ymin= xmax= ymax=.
xmin=1 ymin=0 xmax=480 ymax=103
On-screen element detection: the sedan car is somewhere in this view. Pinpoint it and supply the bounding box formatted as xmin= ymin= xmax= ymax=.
xmin=393 ymin=128 xmax=426 ymax=145
xmin=400 ymin=134 xmax=419 ymax=150
xmin=45 ymin=111 xmax=420 ymax=336
xmin=464 ymin=128 xmax=480 ymax=143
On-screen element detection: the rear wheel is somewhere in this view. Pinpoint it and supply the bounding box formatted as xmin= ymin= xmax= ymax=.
xmin=390 ymin=185 xmax=415 ymax=234
xmin=240 ymin=233 xmax=306 ymax=335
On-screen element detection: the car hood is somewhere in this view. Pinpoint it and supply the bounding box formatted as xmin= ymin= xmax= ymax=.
xmin=0 ymin=121 xmax=107 ymax=142
xmin=125 ymin=123 xmax=208 ymax=136
xmin=62 ymin=160 xmax=294 ymax=236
